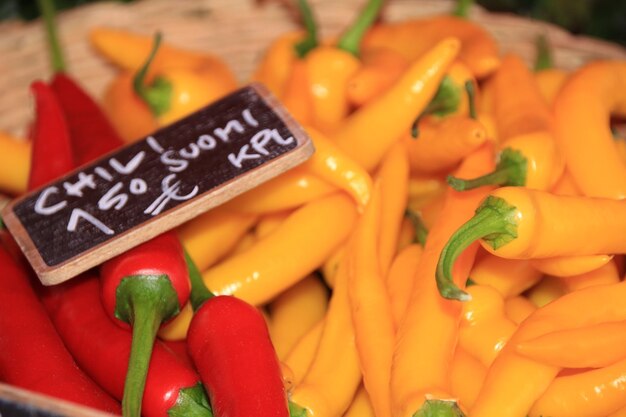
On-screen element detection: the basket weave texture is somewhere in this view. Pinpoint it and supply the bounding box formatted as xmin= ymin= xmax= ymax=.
xmin=0 ymin=0 xmax=625 ymax=137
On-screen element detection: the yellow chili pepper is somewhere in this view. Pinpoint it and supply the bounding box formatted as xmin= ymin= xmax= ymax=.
xmin=333 ymin=37 xmax=461 ymax=171
xmin=517 ymin=319 xmax=626 ymax=369
xmin=504 ymin=295 xmax=536 ymax=325
xmin=391 ymin=143 xmax=495 ymax=417
xmin=252 ymin=31 xmax=304 ymax=97
xmin=229 ymin=230 xmax=257 ymax=256
xmin=343 ymin=385 xmax=375 ymax=417
xmin=450 ymin=348 xmax=486 ymax=411
xmin=553 ymin=61 xmax=626 ymax=199
xmin=348 ymin=181 xmax=395 ymax=417
xmin=362 ymin=16 xmax=500 ymax=78
xmin=530 ymin=357 xmax=626 ymax=417
xmin=203 ymin=192 xmax=356 ymax=305
xmin=177 ymin=207 xmax=257 ymax=271
xmin=404 ymin=114 xmax=489 ymax=174
xmin=396 ymin=217 xmax=417 ymax=252
xmin=254 ymin=210 xmax=292 ymax=241
xmin=284 ymin=319 xmax=324 ymax=386
xmin=346 ymin=47 xmax=409 ymax=107
xmin=459 ymin=285 xmax=517 ymax=367
xmin=225 ymin=165 xmax=336 ymax=214
xmin=531 ymin=253 xmax=613 ymax=277
xmin=493 ymin=54 xmax=552 ymax=141
xmin=303 ymin=127 xmax=373 ymax=210
xmin=377 ymin=142 xmax=410 ymax=273
xmin=0 ymin=131 xmax=30 ymax=195
xmin=558 ymin=258 xmax=620 ymax=293
xmin=269 ymin=275 xmax=329 ymax=359
xmin=291 ymin=257 xmax=361 ymax=417
xmin=320 ymin=244 xmax=345 ymax=289
xmin=387 ymin=244 xmax=422 ymax=327
xmin=526 ymin=276 xmax=566 ymax=308
xmin=469 ymin=254 xmax=542 ymax=299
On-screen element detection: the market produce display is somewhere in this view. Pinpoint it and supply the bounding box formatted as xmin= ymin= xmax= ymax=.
xmin=0 ymin=0 xmax=625 ymax=416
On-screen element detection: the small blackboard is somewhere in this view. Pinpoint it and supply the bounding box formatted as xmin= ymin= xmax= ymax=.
xmin=2 ymin=83 xmax=314 ymax=285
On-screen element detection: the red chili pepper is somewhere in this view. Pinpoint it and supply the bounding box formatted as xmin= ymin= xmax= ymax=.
xmin=99 ymin=232 xmax=190 ymax=417
xmin=41 ymin=275 xmax=212 ymax=417
xmin=185 ymin=253 xmax=290 ymax=417
xmin=49 ymin=73 xmax=125 ymax=165
xmin=27 ymin=81 xmax=74 ymax=190
xmin=0 ymin=246 xmax=120 ymax=413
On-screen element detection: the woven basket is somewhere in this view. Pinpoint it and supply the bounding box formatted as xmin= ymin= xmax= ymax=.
xmin=0 ymin=0 xmax=625 ymax=137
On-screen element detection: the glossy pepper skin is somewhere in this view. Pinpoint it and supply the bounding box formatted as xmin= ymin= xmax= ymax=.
xmin=41 ymin=275 xmax=211 ymax=417
xmin=0 ymin=131 xmax=30 ymax=195
xmin=0 ymin=247 xmax=120 ymax=414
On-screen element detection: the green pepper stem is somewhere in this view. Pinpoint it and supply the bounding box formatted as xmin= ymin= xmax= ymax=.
xmin=534 ymin=34 xmax=553 ymax=71
xmin=184 ymin=250 xmax=214 ymax=312
xmin=337 ymin=0 xmax=383 ymax=56
xmin=447 ymin=148 xmax=527 ymax=191
xmin=405 ymin=209 xmax=429 ymax=247
xmin=289 ymin=401 xmax=308 ymax=417
xmin=294 ymin=0 xmax=318 ymax=58
xmin=37 ymin=0 xmax=66 ymax=72
xmin=133 ymin=32 xmax=172 ymax=117
xmin=436 ymin=196 xmax=518 ymax=301
xmin=452 ymin=0 xmax=474 ymax=18
xmin=411 ymin=75 xmax=462 ymax=138
xmin=464 ymin=80 xmax=477 ymax=120
xmin=115 ymin=275 xmax=180 ymax=417
xmin=413 ymin=399 xmax=466 ymax=417
xmin=168 ymin=383 xmax=213 ymax=417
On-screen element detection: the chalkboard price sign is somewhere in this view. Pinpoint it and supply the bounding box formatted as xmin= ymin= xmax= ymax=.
xmin=2 ymin=83 xmax=314 ymax=285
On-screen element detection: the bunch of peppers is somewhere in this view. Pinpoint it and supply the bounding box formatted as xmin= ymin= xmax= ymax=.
xmin=1 ymin=0 xmax=626 ymax=416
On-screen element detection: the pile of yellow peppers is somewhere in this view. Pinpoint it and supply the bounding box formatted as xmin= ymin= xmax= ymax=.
xmin=2 ymin=0 xmax=626 ymax=416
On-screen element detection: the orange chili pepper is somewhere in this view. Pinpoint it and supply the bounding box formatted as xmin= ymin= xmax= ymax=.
xmin=530 ymin=357 xmax=626 ymax=417
xmin=436 ymin=187 xmax=626 ymax=301
xmin=320 ymin=244 xmax=345 ymax=289
xmin=177 ymin=207 xmax=257 ymax=271
xmin=390 ymin=142 xmax=495 ymax=417
xmin=535 ymin=68 xmax=568 ymax=104
xmin=269 ymin=275 xmax=328 ymax=359
xmin=459 ymin=285 xmax=517 ymax=367
xmin=447 ymin=131 xmax=564 ymax=192
xmin=377 ymin=142 xmax=410 ymax=273
xmin=202 ymin=192 xmax=356 ymax=305
xmin=558 ymin=258 xmax=621 ymax=293
xmin=517 ymin=319 xmax=626 ymax=369
xmin=469 ymin=254 xmax=542 ymax=298
xmin=526 ymin=277 xmax=566 ymax=308
xmin=504 ymin=295 xmax=536 ymax=325
xmin=553 ymin=60 xmax=626 ymax=199
xmin=531 ymin=253 xmax=613 ymax=277
xmin=343 ymin=385 xmax=376 ymax=417
xmin=333 ymin=37 xmax=461 ymax=171
xmin=280 ymin=59 xmax=314 ymax=125
xmin=348 ymin=181 xmax=395 ymax=417
xmin=252 ymin=31 xmax=304 ymax=97
xmin=291 ymin=258 xmax=361 ymax=417
xmin=493 ymin=54 xmax=552 ymax=141
xmin=386 ymin=244 xmax=423 ymax=327
xmin=346 ymin=47 xmax=409 ymax=107
xmin=362 ymin=15 xmax=500 ymax=78
xmin=450 ymin=348 xmax=486 ymax=411
xmin=403 ymin=114 xmax=489 ymax=175
xmin=225 ymin=165 xmax=336 ymax=214
xmin=283 ymin=319 xmax=324 ymax=386
xmin=0 ymin=131 xmax=30 ymax=195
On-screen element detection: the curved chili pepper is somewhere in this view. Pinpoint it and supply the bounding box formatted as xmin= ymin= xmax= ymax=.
xmin=558 ymin=258 xmax=620 ymax=292
xmin=390 ymin=143 xmax=495 ymax=417
xmin=503 ymin=295 xmax=536 ymax=325
xmin=530 ymin=357 xmax=626 ymax=417
xmin=100 ymin=231 xmax=190 ymax=417
xmin=404 ymin=114 xmax=488 ymax=174
xmin=447 ymin=131 xmax=564 ymax=191
xmin=469 ymin=255 xmax=542 ymax=298
xmin=281 ymin=59 xmax=314 ymax=125
xmin=436 ymin=187 xmax=626 ymax=300
xmin=458 ymin=285 xmax=517 ymax=367
xmin=41 ymin=275 xmax=211 ymax=417
xmin=535 ymin=68 xmax=568 ymax=104
xmin=334 ymin=37 xmax=461 ymax=171
xmin=254 ymin=210 xmax=291 ymax=240
xmin=268 ymin=275 xmax=328 ymax=359
xmin=185 ymin=253 xmax=289 ymax=417
xmin=386 ymin=244 xmax=422 ymax=327
xmin=362 ymin=15 xmax=500 ymax=79
xmin=202 ymin=193 xmax=357 ymax=305
xmin=530 ymin=253 xmax=613 ymax=277
xmin=553 ymin=60 xmax=626 ymax=199
xmin=284 ymin=319 xmax=324 ymax=386
xmin=0 ymin=131 xmax=30 ymax=195
xmin=450 ymin=348 xmax=486 ymax=411
xmin=344 ymin=385 xmax=376 ymax=417
xmin=0 ymin=247 xmax=120 ymax=413
xmin=252 ymin=31 xmax=305 ymax=97
xmin=527 ymin=276 xmax=566 ymax=308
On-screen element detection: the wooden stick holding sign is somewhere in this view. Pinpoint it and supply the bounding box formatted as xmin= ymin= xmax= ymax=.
xmin=2 ymin=83 xmax=314 ymax=285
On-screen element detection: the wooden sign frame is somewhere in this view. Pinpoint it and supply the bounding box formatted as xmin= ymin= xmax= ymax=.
xmin=2 ymin=83 xmax=314 ymax=285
